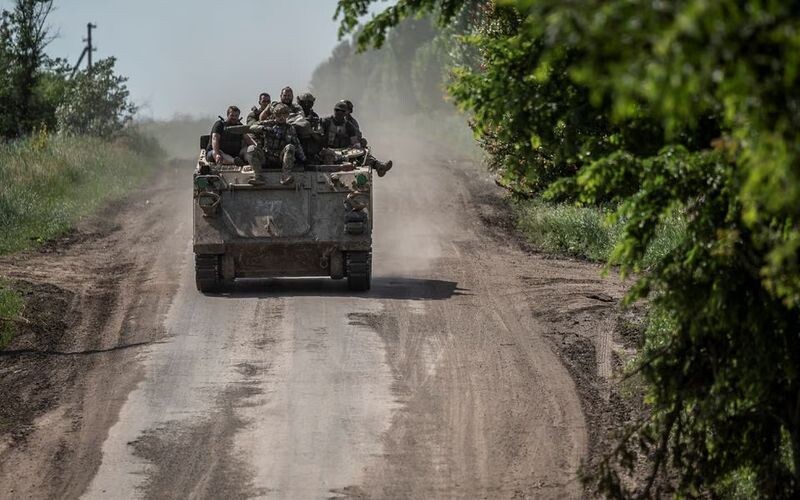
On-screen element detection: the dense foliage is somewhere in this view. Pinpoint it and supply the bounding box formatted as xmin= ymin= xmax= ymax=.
xmin=0 ymin=0 xmax=59 ymax=138
xmin=56 ymin=57 xmax=137 ymax=137
xmin=336 ymin=0 xmax=800 ymax=497
xmin=0 ymin=0 xmax=136 ymax=140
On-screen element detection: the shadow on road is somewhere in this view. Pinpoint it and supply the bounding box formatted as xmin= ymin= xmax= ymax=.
xmin=215 ymin=276 xmax=470 ymax=301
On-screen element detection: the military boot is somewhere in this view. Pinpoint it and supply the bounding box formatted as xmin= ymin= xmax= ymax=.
xmin=280 ymin=145 xmax=295 ymax=185
xmin=375 ymin=159 xmax=393 ymax=177
xmin=246 ymin=146 xmax=267 ymax=185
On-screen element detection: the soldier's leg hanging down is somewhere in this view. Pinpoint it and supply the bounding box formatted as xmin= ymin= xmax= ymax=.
xmin=366 ymin=154 xmax=393 ymax=177
xmin=246 ymin=145 xmax=267 ymax=185
xmin=280 ymin=144 xmax=296 ymax=185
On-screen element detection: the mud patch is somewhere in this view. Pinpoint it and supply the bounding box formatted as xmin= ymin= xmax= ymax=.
xmin=346 ymin=312 xmax=377 ymax=328
xmin=328 ymin=484 xmax=370 ymax=499
xmin=540 ymin=300 xmax=646 ymax=493
xmin=615 ymin=304 xmax=647 ymax=351
xmin=129 ymin=384 xmax=265 ymax=499
xmin=0 ymin=280 xmax=75 ymax=444
xmin=234 ymin=362 xmax=264 ymax=378
xmin=251 ymin=300 xmax=284 ymax=350
xmin=544 ymin=328 xmax=607 ymax=449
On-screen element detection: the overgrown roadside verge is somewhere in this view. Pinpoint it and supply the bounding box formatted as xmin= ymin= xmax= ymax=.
xmin=513 ymin=199 xmax=685 ymax=268
xmin=0 ymin=130 xmax=162 ymax=349
xmin=0 ymin=131 xmax=160 ymax=254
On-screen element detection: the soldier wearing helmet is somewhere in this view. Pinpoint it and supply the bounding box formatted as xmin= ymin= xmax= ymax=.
xmin=296 ymin=92 xmax=320 ymax=129
xmin=320 ymin=101 xmax=361 ymax=149
xmin=341 ymin=99 xmax=365 ymax=146
xmin=247 ymin=103 xmax=306 ymax=185
xmin=325 ymin=100 xmax=393 ymax=176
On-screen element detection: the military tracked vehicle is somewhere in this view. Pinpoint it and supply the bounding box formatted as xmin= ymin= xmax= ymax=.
xmin=193 ymin=130 xmax=373 ymax=292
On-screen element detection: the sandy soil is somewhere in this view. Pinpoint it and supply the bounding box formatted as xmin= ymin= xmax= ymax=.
xmin=0 ymin=133 xmax=632 ymax=499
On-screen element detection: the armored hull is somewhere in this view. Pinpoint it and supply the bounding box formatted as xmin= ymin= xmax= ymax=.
xmin=193 ymin=156 xmax=373 ymax=292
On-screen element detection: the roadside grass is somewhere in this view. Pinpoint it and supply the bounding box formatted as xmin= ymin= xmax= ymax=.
xmin=0 ymin=130 xmax=159 ymax=255
xmin=0 ymin=130 xmax=160 ymax=348
xmin=0 ymin=279 xmax=23 ymax=349
xmin=514 ymin=199 xmax=686 ymax=268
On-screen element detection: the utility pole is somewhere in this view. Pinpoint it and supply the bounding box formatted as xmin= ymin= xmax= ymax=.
xmin=84 ymin=22 xmax=96 ymax=70
xmin=70 ymin=22 xmax=97 ymax=78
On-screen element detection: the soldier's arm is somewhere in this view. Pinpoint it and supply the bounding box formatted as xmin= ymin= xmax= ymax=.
xmin=210 ymin=133 xmax=222 ymax=161
xmin=249 ymin=120 xmax=274 ymax=135
xmin=291 ymin=130 xmax=306 ymax=162
xmin=347 ymin=122 xmax=360 ymax=146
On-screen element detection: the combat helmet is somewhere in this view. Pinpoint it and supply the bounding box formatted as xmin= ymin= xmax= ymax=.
xmin=334 ymin=100 xmax=349 ymax=112
xmin=297 ymin=92 xmax=316 ymax=105
xmin=272 ymin=103 xmax=290 ymax=116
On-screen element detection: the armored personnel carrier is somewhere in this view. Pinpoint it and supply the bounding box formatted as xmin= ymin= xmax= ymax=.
xmin=193 ymin=132 xmax=373 ymax=292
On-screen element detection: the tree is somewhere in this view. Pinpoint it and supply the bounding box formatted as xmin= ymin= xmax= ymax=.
xmin=0 ymin=0 xmax=55 ymax=138
xmin=56 ymin=57 xmax=137 ymax=138
xmin=335 ymin=0 xmax=800 ymax=497
xmin=311 ymin=15 xmax=450 ymax=119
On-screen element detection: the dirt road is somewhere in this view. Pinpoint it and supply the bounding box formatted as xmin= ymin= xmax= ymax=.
xmin=0 ymin=134 xmax=626 ymax=499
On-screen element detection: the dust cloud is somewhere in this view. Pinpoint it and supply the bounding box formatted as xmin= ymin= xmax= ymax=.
xmin=363 ymin=116 xmax=485 ymax=281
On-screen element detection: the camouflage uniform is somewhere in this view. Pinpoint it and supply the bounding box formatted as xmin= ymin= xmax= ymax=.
xmin=321 ymin=116 xmax=359 ymax=148
xmin=262 ymin=100 xmax=302 ymax=121
xmin=348 ymin=114 xmax=361 ymax=136
xmin=247 ymin=93 xmax=271 ymax=125
xmin=297 ymin=93 xmax=321 ymax=130
xmin=342 ymin=100 xmax=365 ymax=145
xmin=246 ymin=106 xmax=263 ymax=125
xmin=336 ymin=100 xmax=393 ymax=177
xmin=247 ymin=104 xmax=306 ymax=185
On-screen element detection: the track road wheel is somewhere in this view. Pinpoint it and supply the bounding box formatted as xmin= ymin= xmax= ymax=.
xmin=347 ymin=251 xmax=371 ymax=291
xmin=195 ymin=254 xmax=222 ymax=293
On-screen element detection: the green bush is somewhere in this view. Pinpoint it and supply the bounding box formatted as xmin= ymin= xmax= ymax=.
xmin=56 ymin=57 xmax=137 ymax=138
xmin=337 ymin=1 xmax=800 ymax=495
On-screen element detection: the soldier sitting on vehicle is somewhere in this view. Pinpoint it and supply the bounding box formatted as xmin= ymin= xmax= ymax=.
xmin=297 ymin=92 xmax=320 ymax=130
xmin=342 ymin=99 xmax=365 ymax=147
xmin=320 ymin=101 xmax=360 ymax=148
xmin=324 ymin=100 xmax=393 ymax=176
xmin=260 ymin=86 xmax=302 ymax=121
xmin=246 ymin=92 xmax=271 ymax=125
xmin=247 ymin=103 xmax=306 ymax=186
xmin=208 ymin=106 xmax=255 ymax=165
xmin=290 ymin=94 xmax=324 ymax=162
